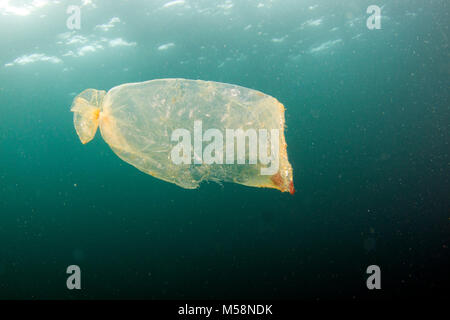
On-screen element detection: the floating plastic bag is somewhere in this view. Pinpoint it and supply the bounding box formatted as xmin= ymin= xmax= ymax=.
xmin=71 ymin=79 xmax=294 ymax=194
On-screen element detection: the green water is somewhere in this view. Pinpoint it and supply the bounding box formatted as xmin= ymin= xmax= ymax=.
xmin=0 ymin=0 xmax=448 ymax=299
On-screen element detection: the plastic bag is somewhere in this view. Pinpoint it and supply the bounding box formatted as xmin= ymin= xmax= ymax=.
xmin=71 ymin=79 xmax=294 ymax=194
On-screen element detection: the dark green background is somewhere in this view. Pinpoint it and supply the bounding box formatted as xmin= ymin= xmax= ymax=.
xmin=0 ymin=0 xmax=448 ymax=299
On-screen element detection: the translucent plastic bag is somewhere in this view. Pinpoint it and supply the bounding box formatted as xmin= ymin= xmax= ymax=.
xmin=71 ymin=79 xmax=294 ymax=194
